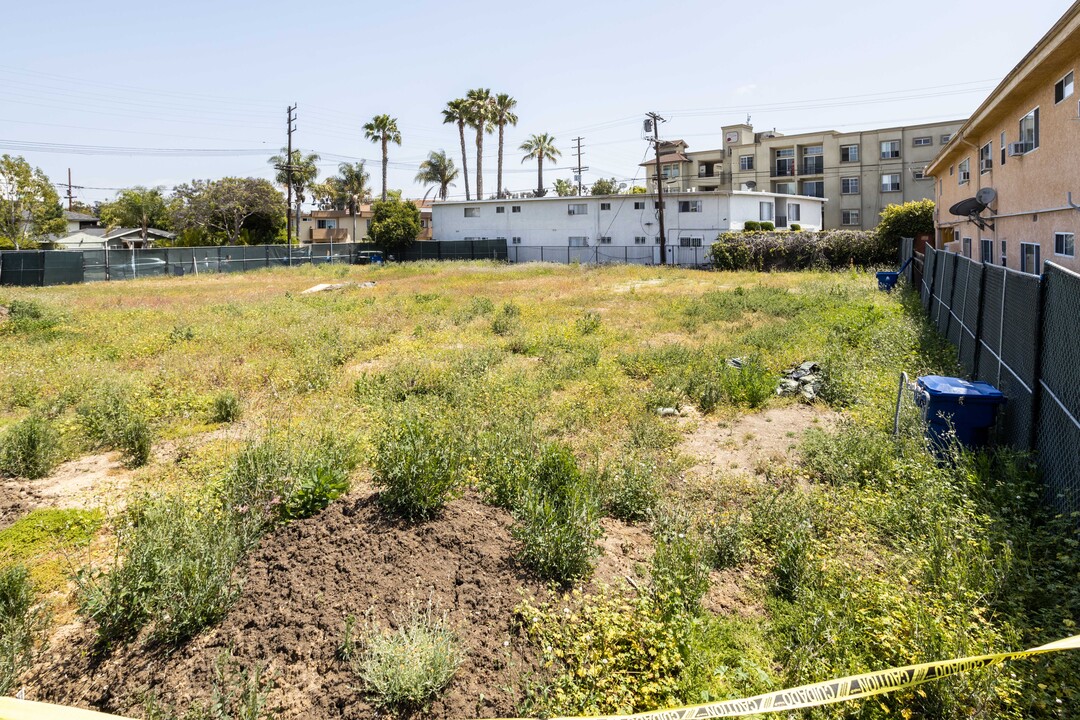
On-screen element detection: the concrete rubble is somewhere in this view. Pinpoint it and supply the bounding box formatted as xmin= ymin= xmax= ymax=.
xmin=777 ymin=361 xmax=822 ymax=401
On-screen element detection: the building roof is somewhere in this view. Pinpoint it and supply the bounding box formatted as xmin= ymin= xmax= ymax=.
xmin=927 ymin=2 xmax=1080 ymax=175
xmin=63 ymin=210 xmax=98 ymax=222
xmin=433 ymin=189 xmax=826 ymax=206
xmin=640 ymin=153 xmax=690 ymax=166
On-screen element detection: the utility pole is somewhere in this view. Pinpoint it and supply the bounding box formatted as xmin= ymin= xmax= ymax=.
xmin=285 ymin=104 xmax=297 ymax=246
xmin=646 ymin=112 xmax=668 ymax=265
xmin=65 ymin=168 xmax=76 ymax=211
xmin=572 ymin=137 xmax=588 ymax=196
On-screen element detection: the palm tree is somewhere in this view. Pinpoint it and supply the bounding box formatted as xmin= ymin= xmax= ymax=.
xmin=466 ymin=88 xmax=494 ymax=199
xmin=492 ymin=93 xmax=518 ymax=199
xmin=363 ymin=114 xmax=402 ymax=202
xmin=268 ymin=148 xmax=320 ymax=239
xmin=338 ymin=161 xmax=370 ymax=241
xmin=442 ymin=99 xmax=471 ymax=201
xmin=415 ymin=151 xmax=459 ymax=201
xmin=520 ymin=133 xmax=561 ymax=197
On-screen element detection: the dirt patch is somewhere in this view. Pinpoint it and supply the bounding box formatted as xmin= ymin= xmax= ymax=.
xmin=593 ymin=518 xmax=653 ymax=589
xmin=0 ymin=453 xmax=127 ymax=530
xmin=679 ymin=403 xmax=837 ymax=480
xmin=702 ymin=568 xmax=767 ymax=619
xmin=29 ymin=490 xmax=545 ymax=720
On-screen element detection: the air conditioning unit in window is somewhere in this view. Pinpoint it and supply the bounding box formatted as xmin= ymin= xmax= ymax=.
xmin=959 ymin=171 xmax=970 ymax=183
xmin=980 ymin=159 xmax=993 ymax=172
xmin=1008 ymin=142 xmax=1027 ymax=156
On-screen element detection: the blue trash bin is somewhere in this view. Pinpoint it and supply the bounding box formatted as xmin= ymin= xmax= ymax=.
xmin=915 ymin=375 xmax=1006 ymax=449
xmin=877 ymin=271 xmax=899 ymax=292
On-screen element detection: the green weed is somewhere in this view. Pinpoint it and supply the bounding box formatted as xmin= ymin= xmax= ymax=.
xmin=0 ymin=413 xmax=61 ymax=479
xmin=373 ymin=407 xmax=462 ymax=520
xmin=0 ymin=565 xmax=50 ymax=695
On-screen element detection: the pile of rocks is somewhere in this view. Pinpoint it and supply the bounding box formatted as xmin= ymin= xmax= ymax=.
xmin=777 ymin=361 xmax=822 ymax=401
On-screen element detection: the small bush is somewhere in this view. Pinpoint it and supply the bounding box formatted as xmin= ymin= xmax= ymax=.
xmin=709 ymin=229 xmax=891 ymax=271
xmin=212 ymin=391 xmax=242 ymax=423
xmin=352 ymin=603 xmax=463 ymax=712
xmin=0 ymin=414 xmax=61 ymax=479
xmin=373 ymin=408 xmax=461 ymax=520
xmin=575 ymin=311 xmax=602 ymax=335
xmin=0 ymin=565 xmax=50 ymax=695
xmin=512 ymin=445 xmax=601 ymax=584
xmin=759 ymin=221 xmax=775 ymax=232
xmin=277 ymin=466 xmax=349 ymax=522
xmin=650 ymin=519 xmax=712 ymax=620
xmin=704 ymin=511 xmax=750 ymax=570
xmin=471 ymin=417 xmax=539 ymax=509
xmin=491 ymin=302 xmax=521 ymax=336
xmin=77 ymin=385 xmax=154 ymax=467
xmin=742 ymin=221 xmax=761 ymax=232
xmin=2 ymin=300 xmax=61 ymax=335
xmin=600 ymin=455 xmax=661 ymax=523
xmin=684 ymin=356 xmax=774 ymax=413
xmin=790 ymin=223 xmax=802 ymax=231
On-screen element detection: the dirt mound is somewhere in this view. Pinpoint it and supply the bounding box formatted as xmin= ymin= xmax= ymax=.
xmin=29 ymin=490 xmax=545 ymax=719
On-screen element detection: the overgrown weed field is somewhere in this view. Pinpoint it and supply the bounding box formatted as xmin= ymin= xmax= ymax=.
xmin=0 ymin=261 xmax=1077 ymax=719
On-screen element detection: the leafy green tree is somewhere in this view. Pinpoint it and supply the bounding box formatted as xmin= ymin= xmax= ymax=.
xmin=520 ymin=133 xmax=560 ymax=198
xmin=630 ymin=186 xmax=647 ymax=194
xmin=415 ymin=151 xmax=459 ymax=201
xmin=466 ymin=88 xmax=494 ymax=199
xmin=98 ymin=186 xmax=170 ymax=243
xmin=364 ymin=115 xmax=402 ymax=202
xmin=0 ymin=155 xmax=65 ymax=249
xmin=369 ymin=199 xmax=420 ymax=251
xmin=554 ymin=178 xmax=578 ymax=197
xmin=442 ymin=99 xmax=471 ymax=201
xmin=268 ymin=148 xmax=320 ymax=240
xmin=311 ymin=179 xmax=347 ymax=211
xmin=171 ymin=177 xmax=284 ymax=245
xmin=876 ymin=200 xmax=935 ymax=247
xmin=590 ymin=177 xmax=621 ymax=196
xmin=493 ymin=93 xmax=518 ymax=199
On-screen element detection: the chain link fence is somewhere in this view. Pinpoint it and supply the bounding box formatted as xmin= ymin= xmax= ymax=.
xmin=919 ymin=246 xmax=1080 ymax=511
xmin=507 ymin=245 xmax=708 ymax=266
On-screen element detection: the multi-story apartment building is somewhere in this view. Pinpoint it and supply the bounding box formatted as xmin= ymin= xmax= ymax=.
xmin=431 ymin=190 xmax=825 ymax=264
xmin=298 ymin=202 xmax=433 ymax=243
xmin=927 ymin=3 xmax=1079 ymax=275
xmin=643 ymin=119 xmax=965 ymax=230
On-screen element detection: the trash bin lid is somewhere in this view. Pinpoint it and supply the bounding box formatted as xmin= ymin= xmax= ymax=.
xmin=917 ymin=375 xmax=1005 ymax=400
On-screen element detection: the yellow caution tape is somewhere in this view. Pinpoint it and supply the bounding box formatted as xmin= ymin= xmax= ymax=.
xmin=497 ymin=633 xmax=1080 ymax=720
xmin=3 ymin=634 xmax=1078 ymax=720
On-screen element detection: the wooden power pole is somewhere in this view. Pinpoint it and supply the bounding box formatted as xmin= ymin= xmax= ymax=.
xmin=285 ymin=104 xmax=297 ymax=246
xmin=646 ymin=112 xmax=668 ymax=265
xmin=572 ymin=137 xmax=588 ymax=196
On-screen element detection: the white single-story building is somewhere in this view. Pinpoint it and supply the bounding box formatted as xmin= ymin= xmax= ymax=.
xmin=49 ymin=227 xmax=174 ymax=250
xmin=431 ymin=190 xmax=825 ymax=265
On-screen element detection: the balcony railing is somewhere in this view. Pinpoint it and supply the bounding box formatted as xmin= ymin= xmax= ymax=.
xmin=773 ymin=164 xmax=795 ymax=177
xmin=310 ymin=228 xmax=350 ymax=241
xmin=801 ymin=160 xmax=824 ymax=175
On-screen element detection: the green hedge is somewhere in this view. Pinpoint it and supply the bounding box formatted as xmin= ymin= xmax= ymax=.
xmin=708 ymin=230 xmax=893 ymax=271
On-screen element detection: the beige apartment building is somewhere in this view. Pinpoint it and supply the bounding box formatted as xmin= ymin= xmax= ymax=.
xmin=299 ymin=202 xmax=433 ymax=243
xmin=927 ymin=2 xmax=1079 ymax=275
xmin=644 ymin=119 xmax=965 ymax=230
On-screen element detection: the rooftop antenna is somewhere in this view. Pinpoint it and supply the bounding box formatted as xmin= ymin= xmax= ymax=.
xmin=746 ymin=114 xmax=751 ymax=125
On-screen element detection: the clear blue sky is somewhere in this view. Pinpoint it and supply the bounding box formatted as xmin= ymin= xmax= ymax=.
xmin=1 ymin=0 xmax=1072 ymax=205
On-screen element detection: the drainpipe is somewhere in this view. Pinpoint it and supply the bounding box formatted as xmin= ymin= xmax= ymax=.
xmin=1068 ymin=192 xmax=1080 ymax=211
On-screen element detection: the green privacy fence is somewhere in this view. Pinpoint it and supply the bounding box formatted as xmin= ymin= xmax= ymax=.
xmin=0 ymin=240 xmax=509 ymax=287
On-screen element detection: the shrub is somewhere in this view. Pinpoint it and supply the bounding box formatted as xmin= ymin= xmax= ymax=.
xmin=650 ymin=520 xmax=712 ymax=620
xmin=212 ymin=391 xmax=242 ymax=423
xmin=77 ymin=497 xmax=246 ymax=648
xmin=0 ymin=414 xmax=61 ymax=479
xmin=277 ymin=466 xmax=349 ymax=522
xmin=742 ymin=221 xmax=761 ymax=232
xmin=2 ymin=300 xmax=61 ymax=335
xmin=709 ymin=229 xmax=891 ymax=271
xmin=491 ymin=302 xmax=521 ymax=336
xmin=352 ymin=602 xmax=462 ymax=712
xmin=600 ymin=455 xmax=661 ymax=523
xmin=683 ymin=356 xmax=774 ymax=413
xmin=512 ymin=444 xmax=601 ymax=584
xmin=373 ymin=408 xmax=461 ymax=520
xmin=759 ymin=221 xmax=775 ymax=232
xmin=0 ymin=565 xmax=50 ymax=695
xmin=77 ymin=385 xmax=154 ymax=467
xmin=790 ymin=223 xmax=802 ymax=231
xmin=575 ymin=311 xmax=602 ymax=335
xmin=471 ymin=417 xmax=539 ymax=509
xmin=703 ymin=510 xmax=749 ymax=570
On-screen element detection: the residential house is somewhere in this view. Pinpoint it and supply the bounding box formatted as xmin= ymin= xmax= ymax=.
xmin=63 ymin=210 xmax=100 ymax=233
xmin=431 ymin=190 xmax=825 ymax=264
xmin=644 ymin=119 xmax=965 ymax=231
xmin=299 ymin=201 xmax=433 ymax=244
xmin=927 ymin=2 xmax=1080 ymax=274
xmin=51 ymin=227 xmax=173 ymax=250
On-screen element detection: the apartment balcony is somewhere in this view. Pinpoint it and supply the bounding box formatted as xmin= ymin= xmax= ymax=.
xmin=310 ymin=228 xmax=350 ymax=242
xmin=772 ymin=165 xmax=795 ymax=178
xmin=800 ymin=160 xmax=824 ymax=175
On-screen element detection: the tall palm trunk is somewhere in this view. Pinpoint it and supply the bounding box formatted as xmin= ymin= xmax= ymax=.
xmin=475 ymin=127 xmax=484 ymax=199
xmin=537 ymin=158 xmax=544 ymax=197
xmin=380 ymin=137 xmax=389 ymax=201
xmin=497 ymin=124 xmax=505 ymax=198
xmin=458 ymin=122 xmax=471 ymax=201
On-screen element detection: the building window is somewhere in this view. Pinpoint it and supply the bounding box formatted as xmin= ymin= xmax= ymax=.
xmin=512 ymin=205 xmax=521 ymax=213
xmin=789 ymin=203 xmax=801 ymax=221
xmin=1019 ymin=108 xmax=1040 ymax=152
xmin=316 ymin=218 xmax=337 ymax=229
xmin=980 ymin=238 xmax=993 ymax=263
xmin=464 ymin=207 xmax=480 ymax=217
xmin=940 ymin=134 xmax=952 ymax=144
xmin=913 ymin=136 xmax=932 ymax=147
xmin=654 ymin=237 xmax=661 ymax=244
xmin=1055 ymin=232 xmax=1075 ymax=257
xmin=880 ymin=140 xmax=901 ymax=159
xmin=679 ymin=236 xmax=703 ymax=247
xmin=634 ymin=236 xmax=647 ymax=245
xmin=633 ymin=201 xmax=645 ymax=210
xmin=653 ymin=201 xmax=665 ymax=209
xmin=842 ymin=210 xmax=860 ymax=226
xmin=568 ymin=203 xmax=587 ymax=215
xmin=840 ymin=144 xmax=859 ymax=162
xmin=1001 ymin=240 xmax=1008 ymax=267
xmin=661 ymin=164 xmax=680 ymax=179
xmin=801 ymin=181 xmax=824 ymax=198
xmin=759 ymin=202 xmax=774 ymax=221
xmin=1000 ymin=131 xmax=1007 ymax=166
xmin=599 ymin=236 xmax=612 ymax=244
xmin=496 ymin=206 xmax=505 ymax=214
xmin=568 ymin=236 xmax=588 ymax=247
xmin=1055 ymin=71 xmax=1075 ymax=103
xmin=600 ymin=202 xmax=611 ymax=211
xmin=678 ymin=200 xmax=702 ymax=213
xmin=1021 ymin=242 xmax=1041 ymax=274
xmin=880 ymin=171 xmax=901 ymax=190
xmin=962 ymin=237 xmax=972 ymax=257
xmin=739 ymin=155 xmax=754 ymax=170
xmin=841 ymin=177 xmax=860 ymax=194
xmin=774 ymin=182 xmax=796 ymax=195
xmin=512 ymin=237 xmax=521 ymax=244
xmin=979 ymin=142 xmax=992 ymax=173
xmin=958 ymin=158 xmax=970 ymax=185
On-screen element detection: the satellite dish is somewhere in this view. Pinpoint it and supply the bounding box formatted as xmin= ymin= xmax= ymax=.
xmin=976 ymin=187 xmax=997 ymax=206
xmin=949 ymin=197 xmax=985 ymax=216
xmin=744 ymin=181 xmax=757 ymax=190
xmin=618 ymin=183 xmax=627 ymax=190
